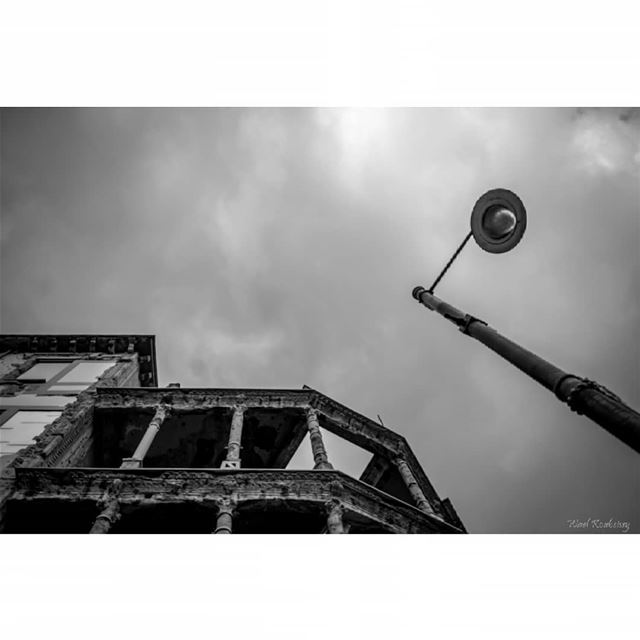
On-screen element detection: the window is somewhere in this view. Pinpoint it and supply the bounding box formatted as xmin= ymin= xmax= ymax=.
xmin=0 ymin=409 xmax=63 ymax=472
xmin=56 ymin=361 xmax=116 ymax=384
xmin=0 ymin=410 xmax=62 ymax=454
xmin=48 ymin=385 xmax=92 ymax=392
xmin=15 ymin=359 xmax=117 ymax=396
xmin=17 ymin=362 xmax=69 ymax=382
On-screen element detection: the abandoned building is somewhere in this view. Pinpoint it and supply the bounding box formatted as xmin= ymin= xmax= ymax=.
xmin=0 ymin=334 xmax=465 ymax=533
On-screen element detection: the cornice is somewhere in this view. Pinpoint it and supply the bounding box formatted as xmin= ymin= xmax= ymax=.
xmin=12 ymin=467 xmax=462 ymax=533
xmin=95 ymin=387 xmax=315 ymax=410
xmin=0 ymin=334 xmax=157 ymax=386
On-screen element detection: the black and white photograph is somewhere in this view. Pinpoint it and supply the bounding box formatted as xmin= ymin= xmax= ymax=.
xmin=2 ymin=107 xmax=637 ymax=535
xmin=1 ymin=4 xmax=638 ymax=639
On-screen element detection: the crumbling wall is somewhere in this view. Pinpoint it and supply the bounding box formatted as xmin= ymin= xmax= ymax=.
xmin=0 ymin=353 xmax=28 ymax=380
xmin=98 ymin=355 xmax=140 ymax=389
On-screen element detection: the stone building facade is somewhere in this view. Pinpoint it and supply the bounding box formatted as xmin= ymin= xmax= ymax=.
xmin=0 ymin=334 xmax=465 ymax=533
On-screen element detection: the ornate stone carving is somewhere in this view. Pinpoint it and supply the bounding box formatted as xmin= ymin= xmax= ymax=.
xmin=95 ymin=388 xmax=314 ymax=412
xmin=11 ymin=467 xmax=460 ymax=533
xmin=325 ymin=498 xmax=345 ymax=534
xmin=214 ymin=497 xmax=236 ymax=534
xmin=4 ymin=394 xmax=96 ymax=470
xmin=328 ymin=480 xmax=344 ymax=497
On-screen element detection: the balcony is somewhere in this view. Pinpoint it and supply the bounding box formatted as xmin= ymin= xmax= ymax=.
xmin=6 ymin=467 xmax=460 ymax=534
xmin=0 ymin=387 xmax=465 ymax=533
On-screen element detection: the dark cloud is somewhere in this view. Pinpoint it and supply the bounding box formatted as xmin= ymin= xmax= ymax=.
xmin=1 ymin=107 xmax=638 ymax=532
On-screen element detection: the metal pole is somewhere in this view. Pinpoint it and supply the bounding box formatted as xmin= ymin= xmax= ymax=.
xmin=412 ymin=286 xmax=640 ymax=454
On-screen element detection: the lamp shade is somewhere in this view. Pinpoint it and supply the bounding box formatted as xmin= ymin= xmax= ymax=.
xmin=470 ymin=188 xmax=526 ymax=253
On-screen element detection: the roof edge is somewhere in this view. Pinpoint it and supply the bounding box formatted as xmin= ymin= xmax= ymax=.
xmin=0 ymin=334 xmax=158 ymax=387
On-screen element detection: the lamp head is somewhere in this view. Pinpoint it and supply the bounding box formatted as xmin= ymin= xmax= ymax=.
xmin=470 ymin=188 xmax=526 ymax=253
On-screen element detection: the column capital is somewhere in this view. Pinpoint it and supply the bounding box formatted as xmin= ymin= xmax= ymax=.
xmin=97 ymin=478 xmax=122 ymax=505
xmin=324 ymin=498 xmax=343 ymax=515
xmin=232 ymin=403 xmax=247 ymax=414
xmin=216 ymin=497 xmax=237 ymax=516
xmin=325 ymin=498 xmax=345 ymax=534
xmin=155 ymin=404 xmax=170 ymax=420
xmin=214 ymin=498 xmax=237 ymax=534
xmin=328 ymin=480 xmax=345 ymax=497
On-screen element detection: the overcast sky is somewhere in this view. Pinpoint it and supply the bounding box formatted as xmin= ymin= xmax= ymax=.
xmin=1 ymin=107 xmax=638 ymax=533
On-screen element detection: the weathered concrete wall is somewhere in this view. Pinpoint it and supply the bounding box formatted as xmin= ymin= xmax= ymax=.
xmin=98 ymin=356 xmax=140 ymax=389
xmin=0 ymin=353 xmax=28 ymax=379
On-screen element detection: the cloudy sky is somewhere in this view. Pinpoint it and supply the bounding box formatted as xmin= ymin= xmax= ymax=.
xmin=1 ymin=107 xmax=638 ymax=533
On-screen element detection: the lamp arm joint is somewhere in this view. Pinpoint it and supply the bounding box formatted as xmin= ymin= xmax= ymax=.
xmin=553 ymin=374 xmax=624 ymax=413
xmin=459 ymin=314 xmax=487 ymax=335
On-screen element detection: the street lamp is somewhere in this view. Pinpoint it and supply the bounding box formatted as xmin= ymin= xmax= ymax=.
xmin=469 ymin=188 xmax=526 ymax=253
xmin=412 ymin=188 xmax=640 ymax=455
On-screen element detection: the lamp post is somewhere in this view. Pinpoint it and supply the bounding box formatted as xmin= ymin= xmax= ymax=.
xmin=412 ymin=188 xmax=640 ymax=455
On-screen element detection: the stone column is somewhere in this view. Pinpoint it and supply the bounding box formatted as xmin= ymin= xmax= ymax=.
xmin=395 ymin=457 xmax=436 ymax=516
xmin=89 ymin=480 xmax=121 ymax=534
xmin=306 ymin=407 xmax=333 ymax=470
xmin=90 ymin=499 xmax=120 ymax=533
xmin=221 ymin=405 xmax=245 ymax=469
xmin=325 ymin=499 xmax=345 ymax=533
xmin=214 ymin=498 xmax=236 ymax=534
xmin=121 ymin=405 xmax=169 ymax=469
